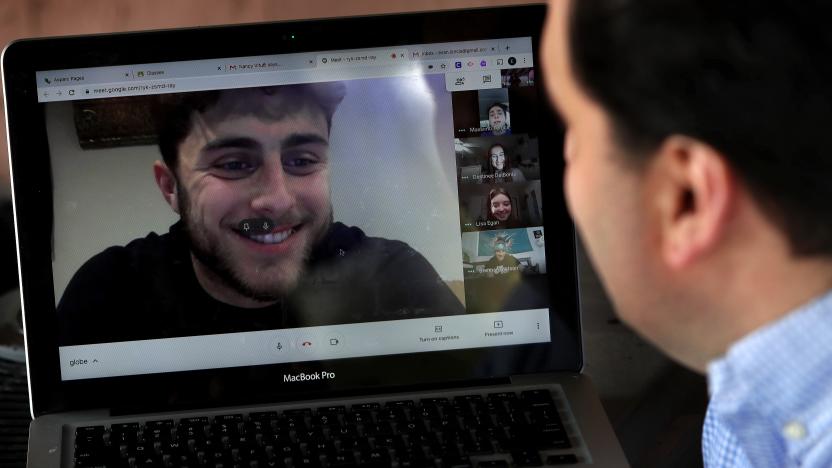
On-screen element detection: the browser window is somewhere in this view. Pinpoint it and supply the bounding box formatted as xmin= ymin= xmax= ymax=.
xmin=38 ymin=37 xmax=550 ymax=381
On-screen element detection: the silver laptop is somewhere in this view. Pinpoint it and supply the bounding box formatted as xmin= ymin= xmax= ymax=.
xmin=3 ymin=5 xmax=627 ymax=467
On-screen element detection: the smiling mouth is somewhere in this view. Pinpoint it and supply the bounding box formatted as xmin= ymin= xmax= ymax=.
xmin=236 ymin=226 xmax=299 ymax=245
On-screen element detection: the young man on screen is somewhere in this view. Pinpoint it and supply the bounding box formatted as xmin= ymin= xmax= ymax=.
xmin=543 ymin=0 xmax=832 ymax=465
xmin=58 ymin=84 xmax=463 ymax=344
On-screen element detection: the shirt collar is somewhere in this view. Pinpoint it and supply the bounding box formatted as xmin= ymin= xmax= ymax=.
xmin=707 ymin=289 xmax=832 ymax=457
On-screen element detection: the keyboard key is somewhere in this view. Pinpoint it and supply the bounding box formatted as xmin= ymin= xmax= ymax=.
xmin=386 ymin=400 xmax=415 ymax=407
xmin=363 ymin=422 xmax=394 ymax=437
xmin=434 ymin=417 xmax=462 ymax=433
xmin=546 ymin=454 xmax=579 ymax=465
xmin=145 ymin=419 xmax=175 ymax=429
xmin=297 ymin=427 xmax=325 ymax=443
xmin=520 ymin=390 xmax=553 ymax=403
xmin=75 ymin=425 xmax=105 ymax=435
xmin=454 ymin=395 xmax=483 ymax=403
xmin=512 ymin=423 xmax=571 ymax=450
xmin=180 ymin=416 xmax=210 ymax=426
xmin=372 ymin=434 xmax=402 ymax=448
xmin=511 ymin=448 xmax=543 ymax=467
xmin=332 ymin=424 xmax=358 ymax=438
xmin=399 ymin=419 xmax=429 ymax=435
xmin=317 ymin=405 xmax=346 ymax=414
xmin=360 ymin=448 xmax=391 ymax=466
xmin=215 ymin=414 xmax=244 ymax=424
xmin=250 ymin=411 xmax=279 ymax=420
xmin=442 ymin=455 xmax=473 ymax=468
xmin=414 ymin=405 xmax=441 ymax=419
xmin=352 ymin=402 xmax=380 ymax=410
xmin=73 ymin=448 xmax=100 ymax=466
xmin=528 ymin=406 xmax=564 ymax=426
xmin=75 ymin=426 xmax=105 ymax=450
xmin=395 ymin=446 xmax=432 ymax=468
xmin=307 ymin=440 xmax=335 ymax=454
xmin=462 ymin=432 xmax=493 ymax=455
xmin=328 ymin=450 xmax=358 ymax=467
xmin=344 ymin=410 xmax=372 ymax=425
xmin=477 ymin=461 xmax=510 ymax=467
xmin=488 ymin=392 xmax=517 ymax=402
xmin=537 ymin=426 xmax=571 ymax=449
xmin=378 ymin=407 xmax=408 ymax=422
xmin=420 ymin=397 xmax=450 ymax=405
xmin=293 ymin=454 xmax=322 ymax=467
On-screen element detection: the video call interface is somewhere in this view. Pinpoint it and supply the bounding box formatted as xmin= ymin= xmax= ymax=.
xmin=45 ymin=56 xmax=550 ymax=350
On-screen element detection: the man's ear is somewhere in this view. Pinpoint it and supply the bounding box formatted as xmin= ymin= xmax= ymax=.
xmin=153 ymin=161 xmax=180 ymax=214
xmin=650 ymin=135 xmax=735 ymax=270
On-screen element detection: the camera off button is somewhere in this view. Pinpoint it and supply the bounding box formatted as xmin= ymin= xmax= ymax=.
xmin=327 ymin=333 xmax=344 ymax=347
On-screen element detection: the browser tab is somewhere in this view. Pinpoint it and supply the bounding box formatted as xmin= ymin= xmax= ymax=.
xmin=135 ymin=69 xmax=165 ymax=79
xmin=38 ymin=72 xmax=87 ymax=87
xmin=316 ymin=49 xmax=409 ymax=67
xmin=497 ymin=37 xmax=533 ymax=55
xmin=224 ymin=60 xmax=281 ymax=73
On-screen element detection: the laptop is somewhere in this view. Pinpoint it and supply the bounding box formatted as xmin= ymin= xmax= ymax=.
xmin=3 ymin=5 xmax=627 ymax=467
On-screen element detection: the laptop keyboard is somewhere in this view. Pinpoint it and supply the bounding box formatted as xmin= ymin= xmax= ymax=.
xmin=72 ymin=389 xmax=581 ymax=468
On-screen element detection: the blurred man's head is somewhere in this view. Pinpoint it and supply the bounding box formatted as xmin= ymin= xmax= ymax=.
xmin=495 ymin=240 xmax=509 ymax=261
xmin=153 ymin=84 xmax=345 ymax=307
xmin=487 ymin=103 xmax=509 ymax=134
xmin=543 ymin=0 xmax=832 ymax=369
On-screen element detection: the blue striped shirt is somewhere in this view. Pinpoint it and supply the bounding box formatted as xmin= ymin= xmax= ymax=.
xmin=703 ymin=289 xmax=832 ymax=467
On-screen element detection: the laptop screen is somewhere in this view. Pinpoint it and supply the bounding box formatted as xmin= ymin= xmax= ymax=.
xmin=5 ymin=6 xmax=580 ymax=413
xmin=44 ymin=38 xmax=550 ymax=381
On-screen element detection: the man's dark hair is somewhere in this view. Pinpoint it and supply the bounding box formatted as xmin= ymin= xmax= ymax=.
xmin=155 ymin=83 xmax=345 ymax=173
xmin=568 ymin=0 xmax=832 ymax=256
xmin=487 ymin=102 xmax=508 ymax=116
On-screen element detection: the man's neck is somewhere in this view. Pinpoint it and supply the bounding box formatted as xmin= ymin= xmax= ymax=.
xmin=691 ymin=248 xmax=832 ymax=371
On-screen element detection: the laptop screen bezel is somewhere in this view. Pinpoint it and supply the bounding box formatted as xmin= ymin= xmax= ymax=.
xmin=3 ymin=4 xmax=582 ymax=417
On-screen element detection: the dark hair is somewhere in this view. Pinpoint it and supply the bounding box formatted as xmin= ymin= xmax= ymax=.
xmin=569 ymin=0 xmax=832 ymax=256
xmin=154 ymin=83 xmax=346 ymax=173
xmin=485 ymin=143 xmax=513 ymax=174
xmin=487 ymin=102 xmax=508 ymax=116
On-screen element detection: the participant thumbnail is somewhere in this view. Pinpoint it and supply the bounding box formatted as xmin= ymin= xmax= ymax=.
xmin=501 ymin=68 xmax=534 ymax=88
xmin=452 ymin=88 xmax=510 ymax=137
xmin=461 ymin=228 xmax=547 ymax=279
xmin=452 ymin=87 xmax=537 ymax=138
xmin=459 ymin=181 xmax=543 ymax=232
xmin=455 ymin=135 xmax=540 ymax=184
